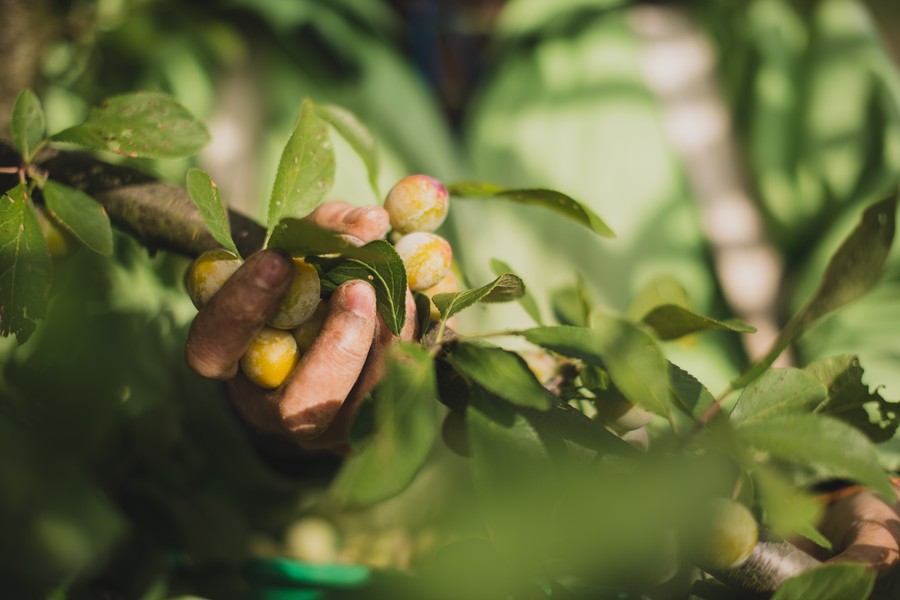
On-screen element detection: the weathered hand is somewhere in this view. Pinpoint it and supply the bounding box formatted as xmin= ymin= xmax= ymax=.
xmin=185 ymin=202 xmax=418 ymax=451
xmin=794 ymin=481 xmax=900 ymax=577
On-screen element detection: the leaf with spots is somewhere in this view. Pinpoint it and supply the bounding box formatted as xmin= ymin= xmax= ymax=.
xmin=51 ymin=92 xmax=210 ymax=158
xmin=266 ymin=99 xmax=336 ymax=238
xmin=0 ymin=184 xmax=52 ymax=343
xmin=185 ymin=168 xmax=240 ymax=256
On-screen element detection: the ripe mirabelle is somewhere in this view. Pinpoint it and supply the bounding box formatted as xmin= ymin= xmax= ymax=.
xmin=240 ymin=327 xmax=300 ymax=389
xmin=185 ymin=249 xmax=243 ymax=309
xmin=269 ymin=258 xmax=321 ymax=330
xmin=384 ymin=174 xmax=449 ymax=234
xmin=394 ymin=232 xmax=453 ymax=291
xmin=694 ymin=499 xmax=759 ymax=570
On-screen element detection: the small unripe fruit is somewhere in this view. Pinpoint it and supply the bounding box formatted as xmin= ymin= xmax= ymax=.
xmin=240 ymin=327 xmax=300 ymax=389
xmin=185 ymin=249 xmax=243 ymax=309
xmin=292 ymin=301 xmax=328 ymax=352
xmin=694 ymin=499 xmax=759 ymax=570
xmin=594 ymin=399 xmax=654 ymax=432
xmin=269 ymin=258 xmax=321 ymax=330
xmin=394 ymin=232 xmax=452 ymax=291
xmin=36 ymin=207 xmax=74 ymax=258
xmin=384 ymin=174 xmax=449 ymax=234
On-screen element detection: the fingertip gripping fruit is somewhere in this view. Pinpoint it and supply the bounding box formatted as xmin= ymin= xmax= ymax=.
xmin=394 ymin=231 xmax=453 ymax=291
xmin=185 ymin=248 xmax=243 ymax=309
xmin=384 ymin=174 xmax=449 ymax=234
xmin=269 ymin=257 xmax=321 ymax=329
xmin=240 ymin=326 xmax=300 ymax=389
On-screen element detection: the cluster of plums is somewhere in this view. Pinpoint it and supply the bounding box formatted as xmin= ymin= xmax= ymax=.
xmin=184 ymin=174 xmax=456 ymax=389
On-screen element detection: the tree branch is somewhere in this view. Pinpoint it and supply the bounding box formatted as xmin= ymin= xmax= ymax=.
xmin=0 ymin=140 xmax=266 ymax=258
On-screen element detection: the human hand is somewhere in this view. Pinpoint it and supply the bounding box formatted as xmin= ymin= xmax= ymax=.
xmin=796 ymin=481 xmax=900 ymax=577
xmin=185 ymin=201 xmax=418 ymax=451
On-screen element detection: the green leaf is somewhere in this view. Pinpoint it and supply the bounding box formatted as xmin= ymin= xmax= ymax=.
xmin=626 ymin=275 xmax=691 ymax=321
xmin=641 ymin=304 xmax=756 ymax=341
xmin=185 ymin=168 xmax=240 ymax=256
xmin=432 ymin=273 xmax=525 ymax=322
xmin=267 ymin=217 xmax=355 ymax=256
xmin=753 ymin=466 xmax=825 ymax=547
xmin=736 ymin=413 xmax=894 ymax=501
xmin=805 ymin=355 xmax=900 ymax=443
xmin=448 ymin=181 xmax=615 ymax=238
xmin=771 ymin=563 xmax=875 ymax=600
xmin=520 ymin=318 xmax=672 ymax=418
xmin=447 ymin=341 xmax=552 ymax=410
xmin=667 ymin=362 xmax=717 ymax=436
xmin=668 ymin=362 xmax=716 ymax=420
xmin=312 ymin=240 xmax=407 ymax=336
xmin=51 ymin=92 xmax=210 ymax=158
xmin=0 ymin=184 xmax=52 ymax=343
xmin=316 ymin=103 xmax=380 ymax=199
xmin=331 ymin=344 xmax=439 ymax=506
xmin=267 ymin=99 xmax=335 ymax=236
xmin=413 ymin=291 xmax=433 ymax=337
xmin=42 ymin=181 xmax=114 ymax=255
xmin=12 ymin=89 xmax=46 ymax=161
xmin=490 ymin=258 xmax=542 ymax=324
xmin=734 ymin=194 xmax=897 ymax=388
xmin=730 ymin=368 xmax=827 ymax=426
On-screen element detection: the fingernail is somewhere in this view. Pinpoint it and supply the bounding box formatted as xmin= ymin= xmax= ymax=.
xmin=255 ymin=249 xmax=292 ymax=290
xmin=343 ymin=281 xmax=376 ymax=318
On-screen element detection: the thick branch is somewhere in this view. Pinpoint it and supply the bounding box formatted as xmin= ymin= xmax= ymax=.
xmin=0 ymin=141 xmax=266 ymax=258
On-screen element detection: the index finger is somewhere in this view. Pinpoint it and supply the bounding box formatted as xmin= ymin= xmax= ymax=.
xmin=307 ymin=201 xmax=390 ymax=242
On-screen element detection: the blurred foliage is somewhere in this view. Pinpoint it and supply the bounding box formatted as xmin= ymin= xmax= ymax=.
xmin=3 ymin=0 xmax=900 ymax=598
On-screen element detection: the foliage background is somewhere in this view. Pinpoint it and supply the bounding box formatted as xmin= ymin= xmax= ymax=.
xmin=2 ymin=0 xmax=900 ymax=597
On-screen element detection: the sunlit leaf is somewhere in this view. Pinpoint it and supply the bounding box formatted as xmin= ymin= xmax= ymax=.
xmin=432 ymin=273 xmax=525 ymax=322
xmin=316 ymin=103 xmax=380 ymax=199
xmin=51 ymin=92 xmax=210 ymax=158
xmin=12 ymin=89 xmax=46 ymax=162
xmin=805 ymin=355 xmax=900 ymax=443
xmin=730 ymin=368 xmax=827 ymax=426
xmin=490 ymin=258 xmax=542 ymax=324
xmin=520 ymin=317 xmax=672 ymax=418
xmin=668 ymin=362 xmax=716 ymax=435
xmin=448 ymin=181 xmax=614 ymax=237
xmin=42 ymin=181 xmax=113 ymax=255
xmin=313 ymin=240 xmax=407 ymax=336
xmin=331 ymin=344 xmax=439 ymax=505
xmin=626 ymin=275 xmax=691 ymax=321
xmin=641 ymin=304 xmax=755 ymax=341
xmin=771 ymin=563 xmax=874 ymax=600
xmin=447 ymin=341 xmax=551 ymax=410
xmin=185 ymin=168 xmax=239 ymax=256
xmin=0 ymin=184 xmax=52 ymax=343
xmin=267 ymin=99 xmax=335 ymax=236
xmin=735 ymin=194 xmax=897 ymax=388
xmin=736 ymin=413 xmax=894 ymax=501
